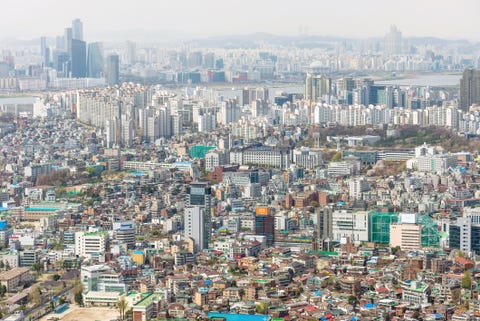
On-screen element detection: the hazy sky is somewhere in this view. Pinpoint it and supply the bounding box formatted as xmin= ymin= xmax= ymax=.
xmin=3 ymin=0 xmax=479 ymax=42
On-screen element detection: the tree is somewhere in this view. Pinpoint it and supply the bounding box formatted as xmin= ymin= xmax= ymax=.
xmin=0 ymin=285 xmax=6 ymax=297
xmin=391 ymin=246 xmax=400 ymax=255
xmin=28 ymin=286 xmax=42 ymax=305
xmin=53 ymin=274 xmax=61 ymax=282
xmin=74 ymin=291 xmax=83 ymax=306
xmin=331 ymin=151 xmax=342 ymax=162
xmin=118 ymin=296 xmax=127 ymax=321
xmin=31 ymin=263 xmax=42 ymax=273
xmin=255 ymin=301 xmax=269 ymax=314
xmin=73 ymin=282 xmax=84 ymax=306
xmin=462 ymin=270 xmax=472 ymax=289
xmin=0 ymin=261 xmax=4 ymax=270
xmin=348 ymin=295 xmax=359 ymax=311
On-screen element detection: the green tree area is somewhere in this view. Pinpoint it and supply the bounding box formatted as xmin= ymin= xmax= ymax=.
xmin=374 ymin=126 xmax=478 ymax=152
xmin=307 ymin=125 xmax=480 ymax=153
xmin=462 ymin=270 xmax=472 ymax=289
xmin=74 ymin=282 xmax=84 ymax=306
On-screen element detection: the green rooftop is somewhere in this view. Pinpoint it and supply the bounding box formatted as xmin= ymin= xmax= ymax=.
xmin=135 ymin=293 xmax=160 ymax=307
xmin=308 ymin=250 xmax=339 ymax=256
xmin=84 ymin=232 xmax=106 ymax=237
xmin=25 ymin=207 xmax=59 ymax=211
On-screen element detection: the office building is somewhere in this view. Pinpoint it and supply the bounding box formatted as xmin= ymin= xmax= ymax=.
xmin=106 ymin=54 xmax=119 ymax=86
xmin=348 ymin=177 xmax=370 ymax=200
xmin=184 ymin=206 xmax=207 ymax=252
xmin=389 ymin=213 xmax=421 ymax=251
xmin=40 ymin=36 xmax=49 ymax=68
xmin=292 ymin=147 xmax=323 ymax=169
xmin=255 ymin=206 xmax=274 ymax=247
xmin=71 ymin=39 xmax=87 ymax=78
xmin=305 ymin=73 xmax=331 ymax=102
xmin=332 ymin=210 xmax=369 ymax=244
xmin=449 ymin=207 xmax=480 ymax=255
xmin=414 ymin=143 xmax=457 ymax=174
xmin=384 ymin=25 xmax=402 ymax=55
xmin=113 ymin=221 xmax=135 ymax=249
xmin=459 ymin=68 xmax=480 ymax=111
xmin=316 ymin=206 xmax=333 ymax=250
xmin=64 ymin=27 xmax=72 ymax=57
xmin=87 ymin=42 xmax=104 ymax=78
xmin=126 ymin=41 xmax=136 ymax=65
xmin=204 ymin=150 xmax=227 ymax=171
xmin=53 ymin=51 xmax=70 ymax=77
xmin=72 ymin=18 xmax=83 ymax=41
xmin=81 ymin=264 xmax=127 ymax=293
xmin=186 ymin=182 xmax=212 ymax=250
xmin=75 ymin=232 xmax=108 ymax=258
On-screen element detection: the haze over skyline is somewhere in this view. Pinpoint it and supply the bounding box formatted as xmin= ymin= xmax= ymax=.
xmin=3 ymin=0 xmax=480 ymax=42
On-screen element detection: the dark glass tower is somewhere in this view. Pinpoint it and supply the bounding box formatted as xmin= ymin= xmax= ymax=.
xmin=87 ymin=42 xmax=104 ymax=78
xmin=71 ymin=39 xmax=86 ymax=78
xmin=106 ymin=54 xmax=119 ymax=86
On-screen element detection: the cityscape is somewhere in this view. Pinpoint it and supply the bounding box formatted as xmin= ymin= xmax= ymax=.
xmin=0 ymin=2 xmax=480 ymax=321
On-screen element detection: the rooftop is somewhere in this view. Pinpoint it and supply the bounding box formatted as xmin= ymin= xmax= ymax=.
xmin=0 ymin=267 xmax=30 ymax=280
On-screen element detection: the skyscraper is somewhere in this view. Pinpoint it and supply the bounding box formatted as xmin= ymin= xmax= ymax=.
xmin=184 ymin=207 xmax=207 ymax=252
xmin=384 ymin=25 xmax=402 ymax=55
xmin=305 ymin=73 xmax=332 ymax=103
xmin=186 ymin=182 xmax=212 ymax=251
xmin=87 ymin=42 xmax=104 ymax=78
xmin=72 ymin=18 xmax=83 ymax=41
xmin=316 ymin=206 xmax=333 ymax=242
xmin=106 ymin=54 xmax=119 ymax=86
xmin=254 ymin=206 xmax=274 ymax=247
xmin=460 ymin=68 xmax=480 ymax=111
xmin=126 ymin=41 xmax=136 ymax=65
xmin=53 ymin=51 xmax=70 ymax=77
xmin=71 ymin=39 xmax=86 ymax=78
xmin=64 ymin=27 xmax=73 ymax=57
xmin=40 ymin=37 xmax=49 ymax=68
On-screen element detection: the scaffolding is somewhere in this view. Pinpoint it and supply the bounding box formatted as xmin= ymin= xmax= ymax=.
xmin=189 ymin=145 xmax=215 ymax=159
xmin=419 ymin=214 xmax=441 ymax=247
xmin=369 ymin=212 xmax=398 ymax=244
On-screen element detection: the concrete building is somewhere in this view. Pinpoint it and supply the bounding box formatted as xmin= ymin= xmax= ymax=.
xmin=75 ymin=232 xmax=108 ymax=258
xmin=332 ymin=210 xmax=369 ymax=244
xmin=401 ymin=280 xmax=430 ymax=305
xmin=204 ymin=150 xmax=227 ymax=171
xmin=460 ymin=68 xmax=480 ymax=111
xmin=292 ymin=147 xmax=323 ymax=169
xmin=348 ymin=177 xmax=370 ymax=200
xmin=305 ymin=74 xmax=331 ymax=102
xmin=0 ymin=267 xmax=32 ymax=292
xmin=390 ymin=213 xmax=421 ymax=251
xmin=184 ymin=207 xmax=207 ymax=252
xmin=81 ymin=264 xmax=127 ymax=293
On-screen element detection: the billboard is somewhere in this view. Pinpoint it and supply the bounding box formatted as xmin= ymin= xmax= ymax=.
xmin=256 ymin=206 xmax=270 ymax=215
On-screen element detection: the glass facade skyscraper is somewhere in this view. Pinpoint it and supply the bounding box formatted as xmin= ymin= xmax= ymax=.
xmin=71 ymin=39 xmax=86 ymax=78
xmin=106 ymin=54 xmax=119 ymax=86
xmin=87 ymin=42 xmax=104 ymax=78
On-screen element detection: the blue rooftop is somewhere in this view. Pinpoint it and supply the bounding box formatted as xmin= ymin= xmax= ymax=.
xmin=208 ymin=313 xmax=270 ymax=321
